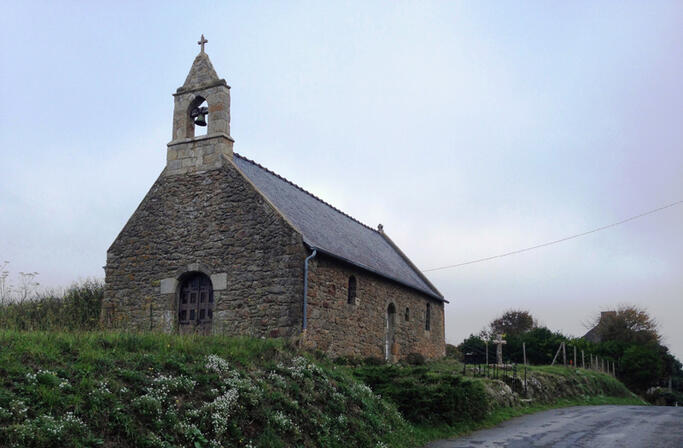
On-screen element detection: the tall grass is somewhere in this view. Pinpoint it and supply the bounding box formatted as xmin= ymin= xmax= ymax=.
xmin=0 ymin=280 xmax=103 ymax=331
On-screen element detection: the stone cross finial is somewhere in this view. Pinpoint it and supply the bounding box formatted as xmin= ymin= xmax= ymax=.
xmin=197 ymin=34 xmax=208 ymax=53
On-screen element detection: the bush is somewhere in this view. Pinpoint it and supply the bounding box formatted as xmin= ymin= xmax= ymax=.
xmin=362 ymin=356 xmax=385 ymax=366
xmin=646 ymin=388 xmax=683 ymax=406
xmin=404 ymin=353 xmax=426 ymax=365
xmin=352 ymin=364 xmax=488 ymax=425
xmin=332 ymin=356 xmax=362 ymax=366
xmin=620 ymin=344 xmax=665 ymax=393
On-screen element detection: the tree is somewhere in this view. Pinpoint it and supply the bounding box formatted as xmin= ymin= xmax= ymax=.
xmin=620 ymin=344 xmax=664 ymax=393
xmin=596 ymin=305 xmax=660 ymax=345
xmin=445 ymin=344 xmax=462 ymax=360
xmin=508 ymin=327 xmax=567 ymax=365
xmin=458 ymin=334 xmax=491 ymax=364
xmin=486 ymin=309 xmax=536 ymax=338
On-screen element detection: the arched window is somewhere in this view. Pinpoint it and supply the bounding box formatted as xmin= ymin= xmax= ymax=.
xmin=347 ymin=275 xmax=357 ymax=304
xmin=178 ymin=272 xmax=213 ymax=334
xmin=425 ymin=302 xmax=431 ymax=331
xmin=405 ymin=307 xmax=410 ymax=321
xmin=386 ymin=303 xmax=397 ymax=361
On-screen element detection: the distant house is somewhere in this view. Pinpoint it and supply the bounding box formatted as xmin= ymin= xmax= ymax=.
xmin=102 ymin=43 xmax=446 ymax=362
xmin=582 ymin=311 xmax=616 ymax=343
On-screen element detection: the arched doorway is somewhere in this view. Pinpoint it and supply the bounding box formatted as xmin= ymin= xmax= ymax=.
xmin=385 ymin=303 xmax=396 ymax=361
xmin=178 ymin=272 xmax=213 ymax=334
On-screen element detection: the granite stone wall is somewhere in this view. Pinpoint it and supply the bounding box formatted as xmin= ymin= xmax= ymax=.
xmin=103 ymin=158 xmax=307 ymax=337
xmin=304 ymin=255 xmax=446 ymax=360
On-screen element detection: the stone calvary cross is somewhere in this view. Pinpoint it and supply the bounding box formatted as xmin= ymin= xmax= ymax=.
xmin=493 ymin=334 xmax=506 ymax=365
xmin=198 ymin=34 xmax=208 ymax=53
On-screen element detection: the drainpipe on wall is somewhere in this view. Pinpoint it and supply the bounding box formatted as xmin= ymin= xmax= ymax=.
xmin=302 ymin=249 xmax=317 ymax=332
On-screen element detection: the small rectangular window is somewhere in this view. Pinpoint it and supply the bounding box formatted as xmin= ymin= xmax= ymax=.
xmin=190 ymin=309 xmax=195 ymax=321
xmin=347 ymin=276 xmax=357 ymax=304
xmin=200 ymin=309 xmax=205 ymax=319
xmin=179 ymin=310 xmax=187 ymax=321
xmin=425 ymin=303 xmax=431 ymax=331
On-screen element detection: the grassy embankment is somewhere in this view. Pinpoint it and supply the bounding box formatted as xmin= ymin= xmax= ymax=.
xmin=353 ymin=360 xmax=644 ymax=443
xmin=0 ymin=331 xmax=644 ymax=448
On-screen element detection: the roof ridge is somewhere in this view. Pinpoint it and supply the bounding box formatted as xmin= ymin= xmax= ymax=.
xmin=233 ymin=152 xmax=379 ymax=233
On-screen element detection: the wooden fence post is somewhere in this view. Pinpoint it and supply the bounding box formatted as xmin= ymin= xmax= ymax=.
xmin=551 ymin=343 xmax=563 ymax=366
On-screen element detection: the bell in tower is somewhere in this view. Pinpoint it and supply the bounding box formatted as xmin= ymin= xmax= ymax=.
xmin=190 ymin=106 xmax=208 ymax=127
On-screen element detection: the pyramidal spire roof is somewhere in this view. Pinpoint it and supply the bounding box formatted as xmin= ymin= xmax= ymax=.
xmin=177 ymin=51 xmax=224 ymax=93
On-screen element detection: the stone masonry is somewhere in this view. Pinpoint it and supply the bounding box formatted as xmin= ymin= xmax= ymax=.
xmin=104 ymin=159 xmax=307 ymax=336
xmin=304 ymin=255 xmax=446 ymax=360
xmin=103 ymin=42 xmax=447 ymax=361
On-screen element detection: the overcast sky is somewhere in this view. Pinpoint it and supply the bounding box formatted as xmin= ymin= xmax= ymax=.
xmin=1 ymin=1 xmax=681 ymax=359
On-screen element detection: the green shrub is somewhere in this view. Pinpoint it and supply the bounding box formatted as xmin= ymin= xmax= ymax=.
xmin=646 ymin=388 xmax=683 ymax=406
xmin=353 ymin=364 xmax=488 ymax=425
xmin=362 ymin=356 xmax=385 ymax=366
xmin=620 ymin=345 xmax=665 ymax=393
xmin=404 ymin=353 xmax=426 ymax=366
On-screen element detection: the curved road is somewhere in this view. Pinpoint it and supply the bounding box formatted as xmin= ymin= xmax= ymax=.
xmin=426 ymin=406 xmax=682 ymax=448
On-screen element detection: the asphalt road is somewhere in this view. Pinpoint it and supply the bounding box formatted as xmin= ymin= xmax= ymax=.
xmin=426 ymin=406 xmax=683 ymax=448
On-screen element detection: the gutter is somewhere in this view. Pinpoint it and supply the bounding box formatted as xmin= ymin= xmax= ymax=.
xmin=302 ymin=249 xmax=317 ymax=331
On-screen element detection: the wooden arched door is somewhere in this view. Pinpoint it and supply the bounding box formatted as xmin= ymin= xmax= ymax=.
xmin=178 ymin=273 xmax=213 ymax=334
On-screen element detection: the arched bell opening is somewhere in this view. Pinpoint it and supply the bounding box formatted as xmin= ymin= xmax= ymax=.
xmin=177 ymin=272 xmax=213 ymax=334
xmin=385 ymin=302 xmax=396 ymax=361
xmin=186 ymin=96 xmax=209 ymax=138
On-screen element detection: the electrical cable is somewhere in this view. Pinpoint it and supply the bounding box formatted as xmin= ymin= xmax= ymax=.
xmin=424 ymin=199 xmax=683 ymax=272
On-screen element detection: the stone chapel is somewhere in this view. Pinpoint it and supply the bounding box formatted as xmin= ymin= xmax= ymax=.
xmin=103 ymin=39 xmax=447 ymax=360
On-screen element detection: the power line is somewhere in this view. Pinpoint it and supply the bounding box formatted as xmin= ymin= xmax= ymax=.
xmin=423 ymin=199 xmax=683 ymax=272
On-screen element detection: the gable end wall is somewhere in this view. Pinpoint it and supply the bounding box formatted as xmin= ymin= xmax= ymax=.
xmin=103 ymin=160 xmax=308 ymax=336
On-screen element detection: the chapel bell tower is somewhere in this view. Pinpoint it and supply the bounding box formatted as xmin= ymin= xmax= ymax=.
xmin=166 ymin=35 xmax=234 ymax=176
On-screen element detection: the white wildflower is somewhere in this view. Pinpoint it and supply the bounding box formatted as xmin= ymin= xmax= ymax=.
xmin=205 ymin=354 xmax=231 ymax=375
xmin=207 ymin=388 xmax=239 ymax=436
xmin=271 ymin=410 xmax=299 ymax=433
xmin=10 ymin=399 xmax=28 ymax=418
xmin=266 ymin=371 xmax=286 ymax=387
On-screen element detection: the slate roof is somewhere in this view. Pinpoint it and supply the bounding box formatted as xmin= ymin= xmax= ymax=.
xmin=233 ymin=153 xmax=445 ymax=301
